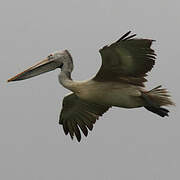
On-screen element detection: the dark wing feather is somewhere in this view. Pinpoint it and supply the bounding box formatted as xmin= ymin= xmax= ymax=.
xmin=59 ymin=93 xmax=110 ymax=142
xmin=93 ymin=31 xmax=156 ymax=86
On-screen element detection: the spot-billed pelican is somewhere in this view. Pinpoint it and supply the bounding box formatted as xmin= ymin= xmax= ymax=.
xmin=8 ymin=31 xmax=174 ymax=142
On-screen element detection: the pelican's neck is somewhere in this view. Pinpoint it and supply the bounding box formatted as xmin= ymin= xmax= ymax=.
xmin=58 ymin=51 xmax=78 ymax=92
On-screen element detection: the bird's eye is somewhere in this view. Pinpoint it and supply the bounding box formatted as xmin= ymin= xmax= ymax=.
xmin=48 ymin=54 xmax=53 ymax=60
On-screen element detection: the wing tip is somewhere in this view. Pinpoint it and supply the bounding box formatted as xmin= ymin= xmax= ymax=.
xmin=99 ymin=31 xmax=137 ymax=52
xmin=116 ymin=31 xmax=136 ymax=43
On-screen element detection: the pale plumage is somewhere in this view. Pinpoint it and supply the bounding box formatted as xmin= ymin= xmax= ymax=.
xmin=8 ymin=31 xmax=174 ymax=142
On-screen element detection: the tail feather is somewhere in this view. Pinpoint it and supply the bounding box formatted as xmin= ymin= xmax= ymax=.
xmin=146 ymin=85 xmax=175 ymax=106
xmin=142 ymin=86 xmax=174 ymax=117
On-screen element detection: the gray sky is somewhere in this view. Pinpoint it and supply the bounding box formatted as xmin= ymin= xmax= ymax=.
xmin=1 ymin=0 xmax=180 ymax=179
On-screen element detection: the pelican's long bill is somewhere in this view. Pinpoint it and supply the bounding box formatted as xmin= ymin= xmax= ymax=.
xmin=7 ymin=57 xmax=61 ymax=82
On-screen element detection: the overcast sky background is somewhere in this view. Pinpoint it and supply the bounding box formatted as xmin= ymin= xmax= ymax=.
xmin=0 ymin=0 xmax=180 ymax=179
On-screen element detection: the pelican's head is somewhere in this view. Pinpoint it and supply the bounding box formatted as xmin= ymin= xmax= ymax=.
xmin=7 ymin=50 xmax=73 ymax=82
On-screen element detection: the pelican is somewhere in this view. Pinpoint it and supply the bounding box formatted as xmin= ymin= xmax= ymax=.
xmin=8 ymin=31 xmax=174 ymax=142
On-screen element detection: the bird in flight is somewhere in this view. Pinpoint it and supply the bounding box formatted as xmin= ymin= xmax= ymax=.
xmin=8 ymin=31 xmax=174 ymax=142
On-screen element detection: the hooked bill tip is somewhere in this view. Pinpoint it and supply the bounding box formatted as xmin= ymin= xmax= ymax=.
xmin=7 ymin=75 xmax=19 ymax=82
xmin=7 ymin=72 xmax=25 ymax=82
xmin=7 ymin=78 xmax=13 ymax=82
xmin=7 ymin=79 xmax=15 ymax=82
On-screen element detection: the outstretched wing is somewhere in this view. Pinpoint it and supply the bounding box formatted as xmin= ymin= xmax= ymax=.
xmin=59 ymin=93 xmax=110 ymax=142
xmin=93 ymin=31 xmax=156 ymax=86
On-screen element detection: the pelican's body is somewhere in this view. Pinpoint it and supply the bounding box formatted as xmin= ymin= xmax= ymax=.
xmin=8 ymin=31 xmax=174 ymax=142
xmin=63 ymin=80 xmax=143 ymax=108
